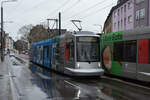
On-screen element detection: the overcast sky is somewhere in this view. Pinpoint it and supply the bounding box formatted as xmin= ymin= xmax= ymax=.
xmin=2 ymin=0 xmax=117 ymax=41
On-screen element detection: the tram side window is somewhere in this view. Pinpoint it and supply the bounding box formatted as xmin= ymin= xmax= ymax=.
xmin=36 ymin=47 xmax=38 ymax=58
xmin=68 ymin=42 xmax=74 ymax=61
xmin=124 ymin=40 xmax=137 ymax=62
xmin=40 ymin=47 xmax=43 ymax=61
xmin=32 ymin=47 xmax=35 ymax=56
xmin=44 ymin=46 xmax=49 ymax=58
xmin=37 ymin=46 xmax=40 ymax=60
xmin=55 ymin=44 xmax=60 ymax=59
xmin=114 ymin=42 xmax=124 ymax=61
xmin=35 ymin=48 xmax=37 ymax=57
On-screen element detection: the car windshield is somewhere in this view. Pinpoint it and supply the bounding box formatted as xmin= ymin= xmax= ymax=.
xmin=77 ymin=36 xmax=100 ymax=62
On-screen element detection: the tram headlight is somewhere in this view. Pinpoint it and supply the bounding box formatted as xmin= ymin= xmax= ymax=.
xmin=77 ymin=63 xmax=80 ymax=68
xmin=98 ymin=62 xmax=101 ymax=68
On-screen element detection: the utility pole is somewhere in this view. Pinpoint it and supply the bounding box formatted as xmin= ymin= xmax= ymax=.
xmin=47 ymin=19 xmax=50 ymax=33
xmin=0 ymin=0 xmax=17 ymax=62
xmin=1 ymin=5 xmax=4 ymax=61
xmin=59 ymin=12 xmax=61 ymax=35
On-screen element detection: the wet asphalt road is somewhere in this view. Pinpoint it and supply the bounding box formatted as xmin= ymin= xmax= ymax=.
xmin=9 ymin=55 xmax=150 ymax=100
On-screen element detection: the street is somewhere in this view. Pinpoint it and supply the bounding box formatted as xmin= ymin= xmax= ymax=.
xmin=0 ymin=54 xmax=148 ymax=100
xmin=0 ymin=0 xmax=150 ymax=99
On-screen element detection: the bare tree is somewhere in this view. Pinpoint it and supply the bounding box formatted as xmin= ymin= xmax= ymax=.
xmin=17 ymin=24 xmax=59 ymax=44
xmin=28 ymin=25 xmax=48 ymax=43
xmin=17 ymin=24 xmax=33 ymax=42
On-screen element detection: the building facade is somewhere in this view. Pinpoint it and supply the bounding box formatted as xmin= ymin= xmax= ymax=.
xmin=5 ymin=34 xmax=14 ymax=53
xmin=5 ymin=34 xmax=9 ymax=52
xmin=112 ymin=0 xmax=135 ymax=32
xmin=103 ymin=8 xmax=113 ymax=33
xmin=103 ymin=0 xmax=150 ymax=33
xmin=134 ymin=0 xmax=149 ymax=27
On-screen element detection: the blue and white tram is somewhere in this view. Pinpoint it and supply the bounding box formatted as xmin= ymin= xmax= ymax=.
xmin=30 ymin=31 xmax=104 ymax=76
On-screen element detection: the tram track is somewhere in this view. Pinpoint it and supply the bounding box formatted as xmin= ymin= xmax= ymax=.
xmin=101 ymin=76 xmax=150 ymax=91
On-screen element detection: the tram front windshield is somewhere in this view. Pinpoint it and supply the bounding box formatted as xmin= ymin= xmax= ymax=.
xmin=77 ymin=36 xmax=100 ymax=62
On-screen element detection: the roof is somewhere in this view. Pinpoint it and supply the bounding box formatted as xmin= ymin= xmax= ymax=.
xmin=103 ymin=0 xmax=129 ymax=30
xmin=103 ymin=7 xmax=114 ymax=28
xmin=113 ymin=0 xmax=129 ymax=10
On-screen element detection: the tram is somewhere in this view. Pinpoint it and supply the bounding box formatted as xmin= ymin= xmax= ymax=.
xmin=31 ymin=31 xmax=104 ymax=76
xmin=101 ymin=27 xmax=150 ymax=82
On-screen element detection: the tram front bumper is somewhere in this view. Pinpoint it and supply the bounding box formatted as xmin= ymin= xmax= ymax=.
xmin=64 ymin=68 xmax=104 ymax=76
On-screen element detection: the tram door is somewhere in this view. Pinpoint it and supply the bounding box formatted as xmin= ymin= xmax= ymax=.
xmin=137 ymin=39 xmax=150 ymax=82
xmin=43 ymin=46 xmax=50 ymax=68
xmin=64 ymin=39 xmax=75 ymax=68
xmin=122 ymin=40 xmax=137 ymax=79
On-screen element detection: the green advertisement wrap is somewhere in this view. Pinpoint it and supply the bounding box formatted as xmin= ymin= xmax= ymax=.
xmin=101 ymin=31 xmax=123 ymax=76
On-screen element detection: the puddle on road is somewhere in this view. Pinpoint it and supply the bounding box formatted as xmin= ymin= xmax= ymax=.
xmin=12 ymin=61 xmax=19 ymax=66
xmin=10 ymin=57 xmax=21 ymax=66
xmin=28 ymin=63 xmax=150 ymax=100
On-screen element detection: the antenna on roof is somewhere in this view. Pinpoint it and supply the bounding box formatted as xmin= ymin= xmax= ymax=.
xmin=71 ymin=20 xmax=82 ymax=31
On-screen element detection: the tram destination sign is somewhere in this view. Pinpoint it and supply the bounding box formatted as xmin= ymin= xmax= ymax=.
xmin=77 ymin=36 xmax=99 ymax=42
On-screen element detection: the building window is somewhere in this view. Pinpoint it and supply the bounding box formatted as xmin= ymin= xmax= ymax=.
xmin=136 ymin=8 xmax=145 ymax=20
xmin=114 ymin=23 xmax=116 ymax=29
xmin=118 ymin=9 xmax=120 ymax=16
xmin=114 ymin=11 xmax=117 ymax=18
xmin=128 ymin=2 xmax=132 ymax=9
xmin=136 ymin=10 xmax=140 ymax=20
xmin=128 ymin=15 xmax=132 ymax=23
xmin=118 ymin=21 xmax=120 ymax=30
xmin=121 ymin=20 xmax=123 ymax=28
xmin=121 ymin=7 xmax=123 ymax=14
xmin=140 ymin=8 xmax=145 ymax=19
xmin=136 ymin=0 xmax=144 ymax=4
xmin=124 ymin=4 xmax=126 ymax=12
xmin=124 ymin=18 xmax=126 ymax=26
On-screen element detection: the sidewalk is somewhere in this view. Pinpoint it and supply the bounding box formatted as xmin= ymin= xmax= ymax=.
xmin=0 ymin=56 xmax=12 ymax=100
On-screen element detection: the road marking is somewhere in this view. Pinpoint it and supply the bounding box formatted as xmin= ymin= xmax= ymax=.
xmin=9 ymin=72 xmax=20 ymax=100
xmin=64 ymin=80 xmax=80 ymax=89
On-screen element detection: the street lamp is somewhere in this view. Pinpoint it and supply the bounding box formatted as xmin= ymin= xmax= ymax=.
xmin=93 ymin=24 xmax=103 ymax=34
xmin=1 ymin=0 xmax=17 ymax=61
xmin=0 ymin=21 xmax=13 ymax=25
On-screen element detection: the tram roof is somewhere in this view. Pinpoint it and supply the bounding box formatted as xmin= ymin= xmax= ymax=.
xmin=123 ymin=27 xmax=150 ymax=40
xmin=102 ymin=27 xmax=150 ymax=41
xmin=66 ymin=31 xmax=99 ymax=37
